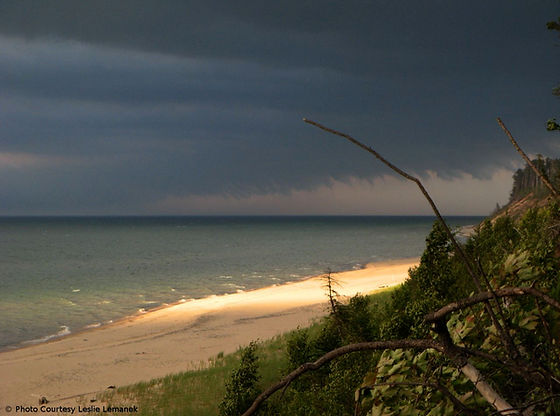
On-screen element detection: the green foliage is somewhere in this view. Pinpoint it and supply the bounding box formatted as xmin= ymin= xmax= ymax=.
xmin=280 ymin=350 xmax=376 ymax=416
xmin=277 ymin=204 xmax=560 ymax=415
xmin=219 ymin=341 xmax=261 ymax=416
xmin=381 ymin=221 xmax=470 ymax=340
xmin=547 ymin=118 xmax=560 ymax=131
xmin=508 ymin=158 xmax=560 ymax=201
xmin=94 ymin=334 xmax=290 ymax=416
xmin=95 ymin=351 xmax=249 ymax=416
xmin=336 ymin=295 xmax=380 ymax=342
xmin=357 ymin=349 xmax=486 ymax=416
xmin=547 ymin=17 xmax=560 ymax=32
xmin=101 ymin=202 xmax=560 ymax=415
xmin=278 ymin=292 xmax=391 ymax=415
xmin=470 ymin=204 xmax=560 ymax=291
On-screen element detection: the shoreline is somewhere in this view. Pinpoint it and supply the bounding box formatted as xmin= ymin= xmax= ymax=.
xmin=0 ymin=257 xmax=418 ymax=411
xmin=2 ymin=257 xmax=417 ymax=354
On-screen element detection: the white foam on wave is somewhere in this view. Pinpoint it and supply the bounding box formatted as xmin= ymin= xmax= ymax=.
xmin=221 ymin=283 xmax=246 ymax=289
xmin=457 ymin=225 xmax=476 ymax=239
xmin=72 ymin=289 xmax=80 ymax=292
xmin=23 ymin=326 xmax=71 ymax=345
xmin=84 ymin=322 xmax=101 ymax=329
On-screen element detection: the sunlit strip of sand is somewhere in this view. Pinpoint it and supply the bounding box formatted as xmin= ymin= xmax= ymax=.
xmin=0 ymin=258 xmax=417 ymax=410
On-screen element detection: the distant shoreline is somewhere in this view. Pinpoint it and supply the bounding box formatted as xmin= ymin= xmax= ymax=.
xmin=1 ymin=216 xmax=481 ymax=352
xmin=2 ymin=256 xmax=419 ymax=353
xmin=0 ymin=257 xmax=418 ymax=410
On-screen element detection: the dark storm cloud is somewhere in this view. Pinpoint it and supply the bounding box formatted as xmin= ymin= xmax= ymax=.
xmin=0 ymin=0 xmax=554 ymax=81
xmin=0 ymin=0 xmax=558 ymax=214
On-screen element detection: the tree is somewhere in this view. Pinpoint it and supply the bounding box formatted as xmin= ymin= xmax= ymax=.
xmin=240 ymin=122 xmax=560 ymax=415
xmin=219 ymin=341 xmax=261 ymax=416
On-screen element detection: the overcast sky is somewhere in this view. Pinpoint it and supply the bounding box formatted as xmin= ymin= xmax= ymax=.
xmin=0 ymin=1 xmax=558 ymax=215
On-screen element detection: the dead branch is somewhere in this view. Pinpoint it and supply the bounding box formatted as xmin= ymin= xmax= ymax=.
xmin=302 ymin=118 xmax=479 ymax=283
xmin=430 ymin=319 xmax=518 ymax=415
xmin=425 ymin=285 xmax=560 ymax=381
xmin=322 ymin=268 xmax=340 ymax=315
xmin=303 ymin=118 xmax=520 ymax=359
xmin=267 ymin=119 xmax=560 ymax=415
xmin=460 ymin=362 xmax=518 ymax=415
xmin=428 ymin=286 xmax=560 ymax=395
xmin=425 ymin=285 xmax=560 ymax=391
xmin=241 ymin=339 xmax=442 ymax=416
xmin=241 ymin=284 xmax=555 ymax=415
xmin=496 ymin=117 xmax=559 ymax=198
xmin=242 ymin=330 xmax=519 ymax=416
xmin=425 ymin=287 xmax=560 ymax=323
xmin=456 ymin=344 xmax=559 ymax=393
xmin=490 ymin=394 xmax=560 ymax=415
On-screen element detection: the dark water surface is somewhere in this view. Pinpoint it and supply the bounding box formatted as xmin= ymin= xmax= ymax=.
xmin=0 ymin=216 xmax=481 ymax=350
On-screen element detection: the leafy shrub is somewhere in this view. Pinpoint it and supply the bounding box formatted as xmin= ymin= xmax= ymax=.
xmin=219 ymin=341 xmax=261 ymax=416
xmin=235 ymin=204 xmax=560 ymax=415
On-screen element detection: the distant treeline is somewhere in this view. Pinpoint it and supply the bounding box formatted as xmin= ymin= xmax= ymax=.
xmin=510 ymin=156 xmax=560 ymax=202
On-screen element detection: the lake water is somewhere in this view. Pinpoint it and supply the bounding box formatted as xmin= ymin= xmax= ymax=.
xmin=0 ymin=216 xmax=481 ymax=350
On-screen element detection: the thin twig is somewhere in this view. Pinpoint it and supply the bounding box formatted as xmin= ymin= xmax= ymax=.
xmin=497 ymin=117 xmax=559 ymax=197
xmin=534 ymin=298 xmax=560 ymax=365
xmin=303 ymin=118 xmax=520 ymax=359
xmin=456 ymin=345 xmax=555 ymax=391
xmin=425 ymin=287 xmax=560 ymax=322
xmin=302 ymin=119 xmax=476 ymax=280
xmin=430 ymin=320 xmax=518 ymax=415
xmin=490 ymin=393 xmax=560 ymax=415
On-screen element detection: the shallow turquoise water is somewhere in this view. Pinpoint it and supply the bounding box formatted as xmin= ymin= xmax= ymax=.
xmin=0 ymin=216 xmax=481 ymax=349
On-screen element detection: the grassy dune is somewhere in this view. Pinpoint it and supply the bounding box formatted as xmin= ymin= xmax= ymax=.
xmin=93 ymin=289 xmax=395 ymax=415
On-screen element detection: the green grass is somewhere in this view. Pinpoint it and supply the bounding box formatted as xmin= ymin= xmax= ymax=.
xmin=94 ymin=288 xmax=396 ymax=416
xmin=94 ymin=335 xmax=290 ymax=416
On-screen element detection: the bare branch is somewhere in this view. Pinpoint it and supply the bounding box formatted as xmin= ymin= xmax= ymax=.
xmin=490 ymin=394 xmax=560 ymax=415
xmin=322 ymin=268 xmax=340 ymax=315
xmin=243 ymin=333 xmax=519 ymax=416
xmin=425 ymin=287 xmax=560 ymax=323
xmin=428 ymin=287 xmax=560 ymax=392
xmin=460 ymin=362 xmax=517 ymax=415
xmin=241 ymin=339 xmax=442 ymax=416
xmin=290 ymin=119 xmax=560 ymax=416
xmin=430 ymin=319 xmax=518 ymax=415
xmin=242 ymin=292 xmax=540 ymax=416
xmin=456 ymin=345 xmax=557 ymax=391
xmin=497 ymin=117 xmax=559 ymax=198
xmin=303 ymin=118 xmax=520 ymax=359
xmin=303 ymin=119 xmax=479 ymax=284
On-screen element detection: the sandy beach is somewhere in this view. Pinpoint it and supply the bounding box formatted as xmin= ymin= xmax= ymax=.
xmin=0 ymin=258 xmax=417 ymax=411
